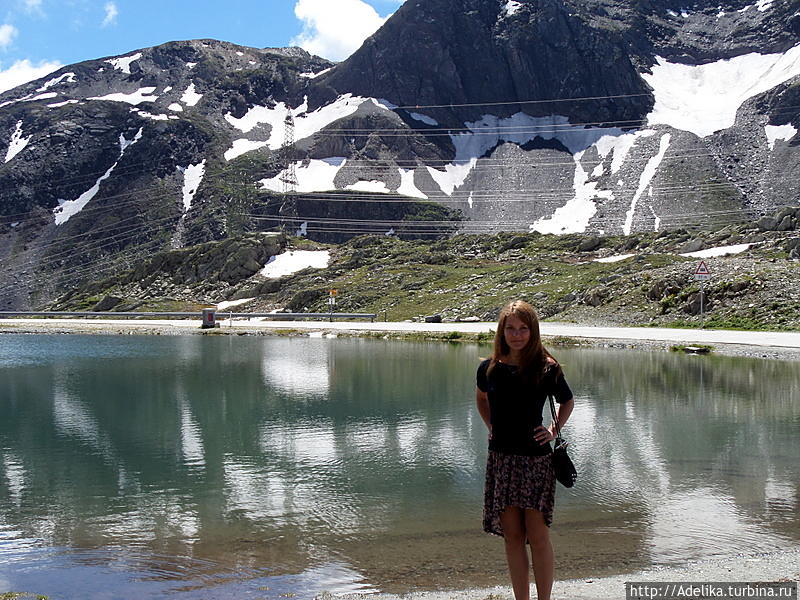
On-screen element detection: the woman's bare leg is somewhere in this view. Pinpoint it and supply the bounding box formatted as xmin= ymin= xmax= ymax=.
xmin=525 ymin=509 xmax=554 ymax=600
xmin=500 ymin=506 xmax=530 ymax=600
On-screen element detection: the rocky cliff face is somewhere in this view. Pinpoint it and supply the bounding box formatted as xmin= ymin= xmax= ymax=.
xmin=0 ymin=0 xmax=798 ymax=309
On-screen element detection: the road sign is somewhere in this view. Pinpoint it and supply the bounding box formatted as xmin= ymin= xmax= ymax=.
xmin=694 ymin=260 xmax=711 ymax=281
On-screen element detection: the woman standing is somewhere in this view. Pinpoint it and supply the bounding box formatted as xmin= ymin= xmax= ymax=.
xmin=476 ymin=300 xmax=574 ymax=600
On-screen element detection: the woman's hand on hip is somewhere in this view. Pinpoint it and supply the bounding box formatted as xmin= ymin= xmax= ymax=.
xmin=534 ymin=425 xmax=554 ymax=445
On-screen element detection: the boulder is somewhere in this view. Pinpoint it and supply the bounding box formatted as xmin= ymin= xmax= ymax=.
xmin=424 ymin=314 xmax=442 ymax=323
xmin=647 ymin=278 xmax=684 ymax=301
xmin=757 ymin=216 xmax=778 ymax=231
xmin=677 ymin=239 xmax=705 ymax=254
xmin=581 ymin=287 xmax=608 ymax=307
xmin=577 ymin=236 xmax=602 ymax=252
xmin=776 ymin=215 xmax=795 ymax=232
xmin=683 ymin=291 xmax=711 ymax=315
xmin=92 ymin=295 xmax=123 ymax=311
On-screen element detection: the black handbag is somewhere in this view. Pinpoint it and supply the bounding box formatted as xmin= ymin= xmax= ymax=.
xmin=548 ymin=394 xmax=577 ymax=488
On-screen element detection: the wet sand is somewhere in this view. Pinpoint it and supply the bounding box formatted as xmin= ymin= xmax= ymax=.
xmin=330 ymin=548 xmax=800 ymax=600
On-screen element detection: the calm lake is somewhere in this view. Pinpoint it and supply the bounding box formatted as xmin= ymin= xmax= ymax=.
xmin=0 ymin=334 xmax=798 ymax=599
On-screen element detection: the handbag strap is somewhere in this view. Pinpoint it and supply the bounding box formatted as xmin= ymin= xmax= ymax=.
xmin=548 ymin=393 xmax=563 ymax=442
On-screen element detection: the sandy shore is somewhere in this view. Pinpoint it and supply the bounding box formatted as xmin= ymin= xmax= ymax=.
xmin=2 ymin=317 xmax=799 ymax=359
xmin=330 ymin=549 xmax=800 ymax=600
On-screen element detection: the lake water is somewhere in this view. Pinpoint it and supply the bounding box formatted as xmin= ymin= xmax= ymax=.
xmin=0 ymin=334 xmax=798 ymax=599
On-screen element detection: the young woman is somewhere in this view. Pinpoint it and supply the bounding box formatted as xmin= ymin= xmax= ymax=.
xmin=476 ymin=300 xmax=574 ymax=600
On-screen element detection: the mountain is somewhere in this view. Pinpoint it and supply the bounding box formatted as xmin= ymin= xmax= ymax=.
xmin=0 ymin=0 xmax=799 ymax=310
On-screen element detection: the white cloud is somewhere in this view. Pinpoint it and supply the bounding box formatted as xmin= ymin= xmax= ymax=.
xmin=0 ymin=24 xmax=19 ymax=50
xmin=0 ymin=59 xmax=63 ymax=94
xmin=291 ymin=0 xmax=389 ymax=62
xmin=23 ymin=0 xmax=44 ymax=14
xmin=102 ymin=2 xmax=118 ymax=27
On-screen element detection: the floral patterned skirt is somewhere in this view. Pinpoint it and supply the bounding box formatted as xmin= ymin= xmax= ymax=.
xmin=483 ymin=449 xmax=556 ymax=536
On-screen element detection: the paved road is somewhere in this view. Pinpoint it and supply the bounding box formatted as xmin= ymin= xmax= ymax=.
xmin=3 ymin=317 xmax=800 ymax=349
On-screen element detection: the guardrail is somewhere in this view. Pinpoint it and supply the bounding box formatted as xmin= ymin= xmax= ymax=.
xmin=0 ymin=311 xmax=377 ymax=323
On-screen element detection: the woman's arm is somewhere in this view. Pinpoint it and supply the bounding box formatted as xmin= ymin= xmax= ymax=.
xmin=549 ymin=397 xmax=574 ymax=437
xmin=476 ymin=388 xmax=491 ymax=431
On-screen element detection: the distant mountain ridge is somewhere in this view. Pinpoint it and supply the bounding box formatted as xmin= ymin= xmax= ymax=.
xmin=0 ymin=0 xmax=799 ymax=309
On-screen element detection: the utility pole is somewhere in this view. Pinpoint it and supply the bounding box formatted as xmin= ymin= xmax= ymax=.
xmin=280 ymin=112 xmax=298 ymax=194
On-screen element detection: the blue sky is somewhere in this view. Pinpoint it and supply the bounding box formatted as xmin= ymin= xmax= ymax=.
xmin=0 ymin=0 xmax=404 ymax=92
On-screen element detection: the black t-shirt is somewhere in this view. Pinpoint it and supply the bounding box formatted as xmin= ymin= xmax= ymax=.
xmin=477 ymin=358 xmax=573 ymax=456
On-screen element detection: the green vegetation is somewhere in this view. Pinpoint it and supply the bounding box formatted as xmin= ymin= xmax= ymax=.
xmin=47 ymin=225 xmax=800 ymax=332
xmin=0 ymin=593 xmax=48 ymax=600
xmin=670 ymin=344 xmax=715 ymax=353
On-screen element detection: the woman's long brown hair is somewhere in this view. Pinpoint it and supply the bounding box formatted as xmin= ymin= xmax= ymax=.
xmin=487 ymin=300 xmax=557 ymax=384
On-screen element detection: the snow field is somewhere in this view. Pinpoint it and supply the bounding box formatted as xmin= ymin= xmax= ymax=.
xmin=531 ymin=150 xmax=611 ymax=234
xmin=642 ymin=44 xmax=800 ymax=137
xmin=180 ymin=83 xmax=202 ymax=107
xmin=4 ymin=121 xmax=31 ymax=164
xmin=89 ymin=87 xmax=159 ymax=106
xmin=216 ymin=297 xmax=255 ymax=311
xmin=623 ymin=134 xmax=671 ymax=235
xmin=260 ymin=250 xmax=331 ymax=278
xmin=260 ymin=157 xmax=346 ymax=193
xmin=53 ymin=128 xmax=143 ymax=225
xmin=179 ymin=160 xmax=206 ymax=212
xmin=105 ymin=53 xmax=143 ymax=74
xmin=223 ymin=94 xmax=379 ymax=159
xmin=765 ymin=124 xmax=797 ymax=150
xmin=37 ymin=72 xmax=76 ymax=92
xmin=680 ymin=243 xmax=753 ymax=258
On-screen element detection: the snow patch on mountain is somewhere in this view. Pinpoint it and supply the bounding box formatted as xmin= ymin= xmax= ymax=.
xmin=47 ymin=99 xmax=80 ymax=108
xmin=398 ymin=169 xmax=428 ymax=199
xmin=756 ymin=0 xmax=773 ymax=10
xmin=180 ymin=83 xmax=202 ymax=107
xmin=502 ymin=1 xmax=523 ymax=17
xmin=624 ymin=133 xmax=671 ymax=235
xmin=259 ymin=157 xmax=347 ymax=193
xmin=261 ymin=250 xmax=330 ymax=278
xmin=180 ymin=160 xmax=206 ymax=212
xmin=642 ymin=44 xmax=800 ymax=137
xmin=427 ymin=159 xmax=477 ymax=196
xmin=168 ymin=103 xmax=183 ymax=112
xmin=37 ymin=72 xmax=76 ymax=92
xmin=680 ymin=243 xmax=753 ymax=258
xmin=105 ymin=53 xmax=143 ymax=74
xmin=765 ymin=124 xmax=797 ymax=150
xmin=428 ymin=113 xmax=627 ymax=196
xmin=224 ymin=95 xmax=377 ymax=152
xmin=595 ymin=129 xmax=656 ymax=174
xmin=131 ymin=109 xmax=178 ymax=121
xmin=4 ymin=121 xmax=31 ymax=163
xmin=531 ymin=151 xmax=612 ymax=234
xmin=346 ymin=180 xmax=391 ymax=193
xmin=89 ymin=87 xmax=159 ymax=106
xmin=225 ymin=139 xmax=269 ymax=161
xmin=54 ymin=128 xmax=143 ymax=225
xmin=300 ymin=67 xmax=332 ymax=79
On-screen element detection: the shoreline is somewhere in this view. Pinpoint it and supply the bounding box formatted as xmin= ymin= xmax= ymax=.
xmin=331 ymin=548 xmax=800 ymax=600
xmin=2 ymin=318 xmax=800 ymax=359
